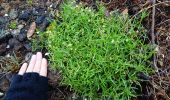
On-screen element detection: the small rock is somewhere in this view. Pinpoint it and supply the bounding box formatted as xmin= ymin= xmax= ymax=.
xmin=0 ymin=92 xmax=4 ymax=97
xmin=12 ymin=29 xmax=20 ymax=36
xmin=25 ymin=52 xmax=32 ymax=62
xmin=4 ymin=14 xmax=8 ymax=16
xmin=0 ymin=29 xmax=11 ymax=40
xmin=9 ymin=9 xmax=18 ymax=20
xmin=32 ymin=8 xmax=39 ymax=16
xmin=52 ymin=2 xmax=60 ymax=9
xmin=33 ymin=7 xmax=46 ymax=16
xmin=27 ymin=22 xmax=36 ymax=39
xmin=5 ymin=53 xmax=11 ymax=58
xmin=17 ymin=24 xmax=24 ymax=30
xmin=18 ymin=28 xmax=27 ymax=41
xmin=19 ymin=10 xmax=31 ymax=21
xmin=0 ymin=43 xmax=7 ymax=55
xmin=8 ymin=38 xmax=22 ymax=51
xmin=6 ymin=45 xmax=10 ymax=49
xmin=35 ymin=15 xmax=46 ymax=25
xmin=23 ymin=42 xmax=32 ymax=51
xmin=46 ymin=1 xmax=52 ymax=7
xmin=0 ymin=16 xmax=8 ymax=27
xmin=1 ymin=3 xmax=10 ymax=13
xmin=40 ymin=18 xmax=50 ymax=31
xmin=0 ymin=29 xmax=6 ymax=39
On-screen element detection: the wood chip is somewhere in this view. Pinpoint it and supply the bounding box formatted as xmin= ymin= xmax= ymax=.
xmin=27 ymin=22 xmax=36 ymax=39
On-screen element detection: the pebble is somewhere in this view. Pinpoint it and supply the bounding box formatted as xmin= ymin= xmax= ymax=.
xmin=1 ymin=3 xmax=10 ymax=13
xmin=6 ymin=45 xmax=10 ymax=49
xmin=33 ymin=7 xmax=46 ymax=16
xmin=0 ymin=29 xmax=5 ymax=39
xmin=23 ymin=42 xmax=32 ymax=51
xmin=19 ymin=10 xmax=31 ymax=21
xmin=0 ymin=43 xmax=7 ymax=55
xmin=46 ymin=1 xmax=52 ymax=7
xmin=18 ymin=28 xmax=27 ymax=41
xmin=40 ymin=18 xmax=50 ymax=31
xmin=4 ymin=14 xmax=8 ymax=17
xmin=12 ymin=29 xmax=20 ymax=36
xmin=0 ymin=29 xmax=11 ymax=40
xmin=36 ymin=15 xmax=46 ymax=25
xmin=8 ymin=38 xmax=22 ymax=51
xmin=32 ymin=8 xmax=39 ymax=16
xmin=17 ymin=24 xmax=24 ymax=30
xmin=0 ymin=16 xmax=8 ymax=26
xmin=0 ymin=92 xmax=4 ymax=97
xmin=25 ymin=52 xmax=32 ymax=62
xmin=9 ymin=9 xmax=18 ymax=20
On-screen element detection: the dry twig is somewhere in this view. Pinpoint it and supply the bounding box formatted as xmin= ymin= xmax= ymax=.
xmin=131 ymin=1 xmax=170 ymax=19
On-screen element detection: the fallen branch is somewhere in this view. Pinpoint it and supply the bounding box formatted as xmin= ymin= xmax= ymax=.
xmin=151 ymin=0 xmax=158 ymax=72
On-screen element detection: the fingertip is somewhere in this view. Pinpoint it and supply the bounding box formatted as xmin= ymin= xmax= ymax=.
xmin=33 ymin=52 xmax=43 ymax=73
xmin=18 ymin=63 xmax=28 ymax=75
xmin=36 ymin=52 xmax=42 ymax=57
xmin=42 ymin=58 xmax=47 ymax=64
xmin=40 ymin=58 xmax=48 ymax=77
xmin=26 ymin=54 xmax=36 ymax=72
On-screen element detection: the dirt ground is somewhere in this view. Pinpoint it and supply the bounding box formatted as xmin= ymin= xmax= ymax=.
xmin=0 ymin=0 xmax=170 ymax=100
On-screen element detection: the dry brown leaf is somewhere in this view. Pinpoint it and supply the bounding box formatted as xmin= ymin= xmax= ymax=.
xmin=122 ymin=8 xmax=128 ymax=15
xmin=27 ymin=22 xmax=36 ymax=39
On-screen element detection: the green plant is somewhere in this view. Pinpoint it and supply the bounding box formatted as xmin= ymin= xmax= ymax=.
xmin=31 ymin=29 xmax=48 ymax=52
xmin=46 ymin=2 xmax=153 ymax=99
xmin=27 ymin=0 xmax=33 ymax=5
xmin=9 ymin=21 xmax=17 ymax=29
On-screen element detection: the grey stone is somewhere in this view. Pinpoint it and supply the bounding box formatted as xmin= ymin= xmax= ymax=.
xmin=0 ymin=92 xmax=4 ymax=97
xmin=9 ymin=9 xmax=18 ymax=20
xmin=11 ymin=29 xmax=20 ymax=36
xmin=25 ymin=52 xmax=32 ymax=62
xmin=0 ymin=16 xmax=8 ymax=28
xmin=8 ymin=38 xmax=22 ymax=51
xmin=0 ymin=29 xmax=11 ymax=39
xmin=19 ymin=10 xmax=31 ymax=21
xmin=17 ymin=24 xmax=24 ymax=30
xmin=46 ymin=1 xmax=52 ymax=7
xmin=0 ymin=43 xmax=7 ymax=55
xmin=24 ymin=43 xmax=32 ymax=51
xmin=18 ymin=28 xmax=27 ymax=41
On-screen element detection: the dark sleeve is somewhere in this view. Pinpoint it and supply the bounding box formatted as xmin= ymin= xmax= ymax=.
xmin=3 ymin=73 xmax=48 ymax=100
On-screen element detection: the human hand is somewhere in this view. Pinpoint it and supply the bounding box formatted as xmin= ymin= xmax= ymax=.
xmin=18 ymin=52 xmax=47 ymax=77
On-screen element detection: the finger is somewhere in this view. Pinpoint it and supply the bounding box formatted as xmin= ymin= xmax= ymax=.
xmin=18 ymin=63 xmax=28 ymax=75
xmin=26 ymin=55 xmax=36 ymax=72
xmin=33 ymin=52 xmax=42 ymax=73
xmin=40 ymin=58 xmax=48 ymax=77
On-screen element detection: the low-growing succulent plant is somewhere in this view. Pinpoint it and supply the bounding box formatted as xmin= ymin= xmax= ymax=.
xmin=43 ymin=1 xmax=153 ymax=99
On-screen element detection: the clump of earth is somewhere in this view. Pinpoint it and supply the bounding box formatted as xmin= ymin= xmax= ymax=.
xmin=0 ymin=0 xmax=71 ymax=100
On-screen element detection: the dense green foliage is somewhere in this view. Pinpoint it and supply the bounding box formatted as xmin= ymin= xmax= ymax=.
xmin=46 ymin=2 xmax=153 ymax=99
